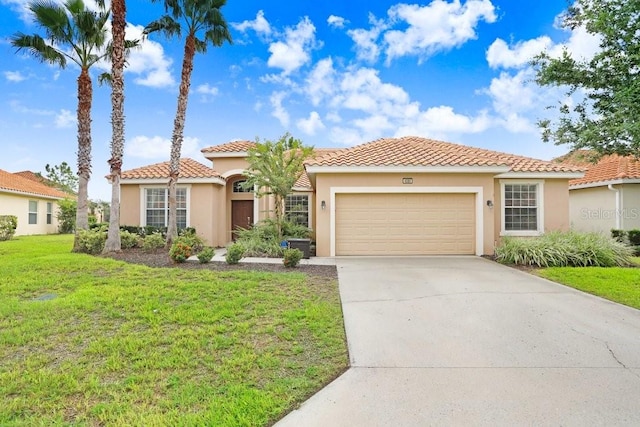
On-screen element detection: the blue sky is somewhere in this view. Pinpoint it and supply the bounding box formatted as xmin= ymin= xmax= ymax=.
xmin=0 ymin=0 xmax=599 ymax=200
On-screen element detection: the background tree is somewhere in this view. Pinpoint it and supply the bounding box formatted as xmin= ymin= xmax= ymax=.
xmin=41 ymin=161 xmax=78 ymax=193
xmin=534 ymin=0 xmax=640 ymax=157
xmin=12 ymin=0 xmax=110 ymax=251
xmin=243 ymin=134 xmax=314 ymax=240
xmin=103 ymin=0 xmax=127 ymax=253
xmin=144 ymin=0 xmax=232 ymax=245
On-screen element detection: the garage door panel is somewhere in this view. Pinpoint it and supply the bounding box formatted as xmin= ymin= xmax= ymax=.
xmin=336 ymin=193 xmax=475 ymax=256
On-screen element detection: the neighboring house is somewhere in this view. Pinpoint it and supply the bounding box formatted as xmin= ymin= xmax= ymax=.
xmin=0 ymin=169 xmax=69 ymax=235
xmin=120 ymin=136 xmax=583 ymax=256
xmin=556 ymin=151 xmax=640 ymax=232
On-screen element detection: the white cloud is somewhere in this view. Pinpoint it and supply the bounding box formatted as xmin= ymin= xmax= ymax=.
xmin=125 ymin=135 xmax=202 ymax=159
xmin=267 ymin=17 xmax=318 ymax=75
xmin=305 ymin=58 xmax=337 ymax=106
xmin=347 ymin=13 xmax=387 ymax=63
xmin=297 ymin=111 xmax=325 ymax=135
xmin=125 ymin=24 xmax=175 ymax=88
xmin=232 ymin=10 xmax=272 ymax=37
xmin=55 ymin=109 xmax=76 ymax=128
xmin=395 ymin=106 xmax=491 ymax=138
xmin=327 ymin=15 xmax=348 ymax=29
xmin=270 ymin=91 xmax=290 ymax=127
xmin=4 ymin=71 xmax=26 ymax=82
xmin=486 ymin=37 xmax=552 ymax=69
xmin=383 ymin=0 xmax=497 ymax=63
xmin=195 ymin=83 xmax=219 ymax=102
xmin=9 ymin=100 xmax=53 ymax=116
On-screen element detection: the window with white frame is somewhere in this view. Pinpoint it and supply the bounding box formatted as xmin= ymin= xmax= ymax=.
xmin=46 ymin=202 xmax=53 ymax=225
xmin=144 ymin=188 xmax=187 ymax=229
xmin=28 ymin=200 xmax=38 ymax=224
xmin=285 ymin=194 xmax=309 ymax=226
xmin=502 ymin=183 xmax=541 ymax=234
xmin=232 ymin=179 xmax=252 ymax=193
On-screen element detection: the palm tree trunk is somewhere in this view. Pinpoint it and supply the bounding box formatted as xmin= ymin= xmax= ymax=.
xmin=166 ymin=33 xmax=196 ymax=245
xmin=103 ymin=0 xmax=126 ymax=253
xmin=73 ymin=67 xmax=92 ymax=252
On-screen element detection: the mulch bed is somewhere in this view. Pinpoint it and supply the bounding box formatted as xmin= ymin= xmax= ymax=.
xmin=101 ymin=248 xmax=339 ymax=279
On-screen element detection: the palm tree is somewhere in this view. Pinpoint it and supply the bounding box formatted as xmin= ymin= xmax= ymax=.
xmin=103 ymin=0 xmax=126 ymax=253
xmin=11 ymin=0 xmax=110 ymax=252
xmin=144 ymin=0 xmax=232 ymax=245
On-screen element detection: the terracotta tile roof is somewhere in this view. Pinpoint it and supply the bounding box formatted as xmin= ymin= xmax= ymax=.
xmin=552 ymin=150 xmax=599 ymax=168
xmin=294 ymin=148 xmax=346 ymax=189
xmin=559 ymin=153 xmax=640 ymax=186
xmin=15 ymin=170 xmax=77 ymax=197
xmin=201 ymin=140 xmax=255 ymax=153
xmin=306 ymin=136 xmax=583 ymax=173
xmin=0 ymin=169 xmax=69 ymax=199
xmin=121 ymin=158 xmax=222 ymax=179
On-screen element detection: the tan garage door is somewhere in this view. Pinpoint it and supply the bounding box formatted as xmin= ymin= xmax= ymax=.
xmin=335 ymin=193 xmax=475 ymax=255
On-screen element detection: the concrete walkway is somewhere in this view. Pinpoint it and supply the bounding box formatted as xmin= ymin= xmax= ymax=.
xmin=276 ymin=256 xmax=640 ymax=426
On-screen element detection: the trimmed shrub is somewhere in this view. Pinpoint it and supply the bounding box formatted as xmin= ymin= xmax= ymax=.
xmin=0 ymin=215 xmax=18 ymax=241
xmin=225 ymin=243 xmax=245 ymax=265
xmin=611 ymin=229 xmax=627 ymax=243
xmin=142 ymin=232 xmax=165 ymax=252
xmin=627 ymin=229 xmax=640 ymax=246
xmin=283 ymin=248 xmax=303 ymax=268
xmin=496 ymin=231 xmax=633 ymax=267
xmin=175 ymin=228 xmax=204 ymax=254
xmin=57 ymin=198 xmax=76 ymax=233
xmin=76 ymin=229 xmax=107 ymax=254
xmin=169 ymin=242 xmax=192 ymax=263
xmin=119 ymin=230 xmax=141 ymax=249
xmin=197 ymin=246 xmax=215 ymax=264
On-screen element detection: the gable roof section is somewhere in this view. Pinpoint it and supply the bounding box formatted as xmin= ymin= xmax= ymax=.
xmin=557 ymin=153 xmax=640 ymax=187
xmin=201 ymin=140 xmax=255 ymax=158
xmin=120 ymin=158 xmax=224 ymax=185
xmin=0 ymin=169 xmax=69 ymax=199
xmin=306 ymin=136 xmax=584 ymax=175
xmin=294 ymin=148 xmax=346 ymax=190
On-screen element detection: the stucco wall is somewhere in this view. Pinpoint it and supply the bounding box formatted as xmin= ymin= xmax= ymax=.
xmin=543 ymin=179 xmax=571 ymax=232
xmin=0 ymin=192 xmax=60 ymax=236
xmin=313 ymin=173 xmax=496 ymax=257
xmin=208 ymin=158 xmax=249 ymax=176
xmin=120 ymin=185 xmax=141 ymax=227
xmin=621 ymin=184 xmax=640 ymax=230
xmin=569 ymin=186 xmax=617 ymax=232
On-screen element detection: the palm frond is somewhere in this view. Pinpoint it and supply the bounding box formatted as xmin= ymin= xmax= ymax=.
xmin=97 ymin=72 xmax=112 ymax=87
xmin=10 ymin=33 xmax=67 ymax=67
xmin=144 ymin=15 xmax=181 ymax=38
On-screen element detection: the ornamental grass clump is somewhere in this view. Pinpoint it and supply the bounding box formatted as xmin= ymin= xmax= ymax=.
xmin=496 ymin=231 xmax=633 ymax=267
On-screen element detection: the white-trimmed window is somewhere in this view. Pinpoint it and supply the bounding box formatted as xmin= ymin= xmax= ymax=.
xmin=232 ymin=179 xmax=252 ymax=193
xmin=46 ymin=202 xmax=53 ymax=225
xmin=28 ymin=200 xmax=38 ymax=225
xmin=144 ymin=188 xmax=187 ymax=229
xmin=285 ymin=194 xmax=309 ymax=227
xmin=501 ymin=181 xmax=543 ymax=235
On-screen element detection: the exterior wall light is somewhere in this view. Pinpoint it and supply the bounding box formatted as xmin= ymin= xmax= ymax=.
xmin=486 ymin=200 xmax=494 ymax=208
xmin=321 ymin=200 xmax=326 ymax=210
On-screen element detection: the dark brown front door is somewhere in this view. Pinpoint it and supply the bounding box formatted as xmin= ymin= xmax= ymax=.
xmin=231 ymin=200 xmax=254 ymax=240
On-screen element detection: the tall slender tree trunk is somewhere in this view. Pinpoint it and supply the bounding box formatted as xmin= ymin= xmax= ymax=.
xmin=166 ymin=33 xmax=196 ymax=245
xmin=103 ymin=0 xmax=126 ymax=253
xmin=73 ymin=67 xmax=92 ymax=252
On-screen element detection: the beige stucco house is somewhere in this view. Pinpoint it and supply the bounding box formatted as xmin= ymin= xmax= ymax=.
xmin=119 ymin=136 xmax=584 ymax=256
xmin=557 ymin=152 xmax=640 ymax=233
xmin=0 ymin=169 xmax=69 ymax=235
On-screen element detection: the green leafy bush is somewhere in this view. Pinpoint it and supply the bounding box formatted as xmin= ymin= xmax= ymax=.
xmin=0 ymin=215 xmax=18 ymax=241
xmin=282 ymin=220 xmax=312 ymax=239
xmin=175 ymin=228 xmax=204 ymax=254
xmin=496 ymin=231 xmax=633 ymax=267
xmin=57 ymin=198 xmax=76 ymax=234
xmin=283 ymin=248 xmax=303 ymax=268
xmin=234 ymin=221 xmax=283 ymax=257
xmin=627 ymin=229 xmax=640 ymax=246
xmin=197 ymin=246 xmax=215 ymax=264
xmin=76 ymin=229 xmax=106 ymax=254
xmin=225 ymin=243 xmax=245 ymax=265
xmin=611 ymin=229 xmax=627 ymax=243
xmin=169 ymin=242 xmax=191 ymax=263
xmin=142 ymin=232 xmax=165 ymax=252
xmin=119 ymin=230 xmax=141 ymax=249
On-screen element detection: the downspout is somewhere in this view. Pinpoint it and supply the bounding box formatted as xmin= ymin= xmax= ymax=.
xmin=608 ymin=184 xmax=621 ymax=229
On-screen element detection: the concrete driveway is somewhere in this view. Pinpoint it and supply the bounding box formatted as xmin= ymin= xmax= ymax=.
xmin=276 ymin=257 xmax=640 ymax=426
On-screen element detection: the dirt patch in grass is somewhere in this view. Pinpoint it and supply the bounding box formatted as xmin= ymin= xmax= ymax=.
xmin=102 ymin=248 xmax=338 ymax=279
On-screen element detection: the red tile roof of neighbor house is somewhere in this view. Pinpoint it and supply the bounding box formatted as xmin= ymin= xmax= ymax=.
xmin=201 ymin=140 xmax=255 ymax=153
xmin=0 ymin=169 xmax=69 ymax=199
xmin=555 ymin=151 xmax=640 ymax=186
xmin=121 ymin=158 xmax=223 ymax=179
xmin=306 ymin=136 xmax=584 ymax=173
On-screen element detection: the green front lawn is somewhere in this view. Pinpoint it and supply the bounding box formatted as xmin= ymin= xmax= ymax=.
xmin=537 ymin=266 xmax=640 ymax=310
xmin=0 ymin=235 xmax=348 ymax=426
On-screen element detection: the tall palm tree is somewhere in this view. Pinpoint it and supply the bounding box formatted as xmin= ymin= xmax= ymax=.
xmin=12 ymin=0 xmax=110 ymax=252
xmin=103 ymin=0 xmax=127 ymax=253
xmin=144 ymin=0 xmax=232 ymax=245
